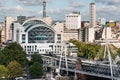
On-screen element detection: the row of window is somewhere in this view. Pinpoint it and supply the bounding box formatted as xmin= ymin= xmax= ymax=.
xmin=66 ymin=16 xmax=79 ymax=17
xmin=23 ymin=45 xmax=63 ymax=51
xmin=24 ymin=45 xmax=37 ymax=51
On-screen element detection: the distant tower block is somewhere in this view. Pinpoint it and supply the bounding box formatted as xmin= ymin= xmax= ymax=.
xmin=43 ymin=0 xmax=46 ymax=18
xmin=90 ymin=3 xmax=96 ymax=27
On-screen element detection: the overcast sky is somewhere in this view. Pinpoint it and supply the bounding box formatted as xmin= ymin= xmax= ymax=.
xmin=0 ymin=0 xmax=120 ymax=22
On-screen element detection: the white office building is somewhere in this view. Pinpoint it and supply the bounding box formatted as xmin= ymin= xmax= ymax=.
xmin=5 ymin=16 xmax=15 ymax=41
xmin=66 ymin=12 xmax=81 ymax=29
xmin=79 ymin=27 xmax=95 ymax=43
xmin=102 ymin=27 xmax=112 ymax=40
xmin=88 ymin=27 xmax=95 ymax=42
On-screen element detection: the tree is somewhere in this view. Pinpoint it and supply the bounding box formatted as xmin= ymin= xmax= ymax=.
xmin=28 ymin=54 xmax=43 ymax=78
xmin=0 ymin=42 xmax=27 ymax=67
xmin=117 ymin=48 xmax=120 ymax=57
xmin=30 ymin=53 xmax=43 ymax=64
xmin=69 ymin=40 xmax=102 ymax=60
xmin=7 ymin=61 xmax=23 ymax=79
xmin=29 ymin=62 xmax=43 ymax=78
xmin=0 ymin=65 xmax=8 ymax=80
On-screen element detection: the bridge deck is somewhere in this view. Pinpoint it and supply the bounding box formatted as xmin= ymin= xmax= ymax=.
xmin=42 ymin=55 xmax=120 ymax=79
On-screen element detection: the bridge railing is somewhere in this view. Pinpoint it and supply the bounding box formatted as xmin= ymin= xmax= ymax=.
xmin=41 ymin=54 xmax=120 ymax=79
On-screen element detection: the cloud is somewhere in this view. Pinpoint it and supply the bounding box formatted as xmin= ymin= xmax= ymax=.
xmin=45 ymin=6 xmax=82 ymax=20
xmin=96 ymin=5 xmax=119 ymax=20
xmin=67 ymin=0 xmax=85 ymax=8
xmin=15 ymin=5 xmax=24 ymax=11
xmin=97 ymin=5 xmax=118 ymax=12
xmin=0 ymin=0 xmax=6 ymax=7
xmin=47 ymin=7 xmax=77 ymax=16
xmin=36 ymin=7 xmax=75 ymax=20
xmin=16 ymin=0 xmax=52 ymax=6
xmin=69 ymin=2 xmax=85 ymax=8
xmin=0 ymin=5 xmax=35 ymax=19
xmin=95 ymin=0 xmax=120 ymax=5
xmin=37 ymin=0 xmax=85 ymax=20
xmin=17 ymin=0 xmax=42 ymax=6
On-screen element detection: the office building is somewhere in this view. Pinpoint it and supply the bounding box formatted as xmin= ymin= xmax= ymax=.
xmin=17 ymin=16 xmax=26 ymax=24
xmin=5 ymin=16 xmax=14 ymax=41
xmin=102 ymin=27 xmax=112 ymax=40
xmin=116 ymin=21 xmax=120 ymax=30
xmin=79 ymin=27 xmax=95 ymax=43
xmin=66 ymin=12 xmax=81 ymax=29
xmin=64 ymin=29 xmax=78 ymax=41
xmin=0 ymin=22 xmax=5 ymax=43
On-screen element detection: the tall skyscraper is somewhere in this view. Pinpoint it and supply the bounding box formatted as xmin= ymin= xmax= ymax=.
xmin=66 ymin=12 xmax=81 ymax=29
xmin=90 ymin=3 xmax=96 ymax=27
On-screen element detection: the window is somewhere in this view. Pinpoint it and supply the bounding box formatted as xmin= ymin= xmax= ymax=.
xmin=57 ymin=34 xmax=61 ymax=43
xmin=22 ymin=34 xmax=26 ymax=43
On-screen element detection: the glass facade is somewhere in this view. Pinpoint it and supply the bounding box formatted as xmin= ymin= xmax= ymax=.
xmin=28 ymin=26 xmax=55 ymax=43
xmin=22 ymin=19 xmax=55 ymax=43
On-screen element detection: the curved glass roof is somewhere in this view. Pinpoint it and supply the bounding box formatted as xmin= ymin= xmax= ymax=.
xmin=23 ymin=19 xmax=47 ymax=32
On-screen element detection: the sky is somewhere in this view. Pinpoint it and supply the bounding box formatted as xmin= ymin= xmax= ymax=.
xmin=0 ymin=0 xmax=120 ymax=22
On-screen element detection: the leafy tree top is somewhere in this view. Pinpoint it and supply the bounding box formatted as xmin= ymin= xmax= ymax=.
xmin=7 ymin=60 xmax=23 ymax=78
xmin=69 ymin=39 xmax=102 ymax=60
xmin=31 ymin=53 xmax=43 ymax=64
xmin=0 ymin=65 xmax=8 ymax=78
xmin=29 ymin=62 xmax=43 ymax=78
xmin=0 ymin=42 xmax=27 ymax=67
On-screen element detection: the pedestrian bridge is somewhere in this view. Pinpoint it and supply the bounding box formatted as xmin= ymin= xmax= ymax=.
xmin=42 ymin=54 xmax=120 ymax=80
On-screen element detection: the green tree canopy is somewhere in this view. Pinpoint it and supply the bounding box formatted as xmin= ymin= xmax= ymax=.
xmin=31 ymin=53 xmax=43 ymax=64
xmin=29 ymin=62 xmax=43 ymax=78
xmin=0 ymin=65 xmax=8 ymax=79
xmin=7 ymin=60 xmax=23 ymax=79
xmin=0 ymin=42 xmax=27 ymax=67
xmin=69 ymin=39 xmax=102 ymax=60
xmin=117 ymin=48 xmax=120 ymax=57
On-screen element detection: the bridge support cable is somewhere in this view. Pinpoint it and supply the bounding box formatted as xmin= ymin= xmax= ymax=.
xmin=58 ymin=51 xmax=62 ymax=75
xmin=104 ymin=44 xmax=107 ymax=58
xmin=58 ymin=44 xmax=68 ymax=75
xmin=64 ymin=45 xmax=68 ymax=75
xmin=104 ymin=27 xmax=113 ymax=80
xmin=107 ymin=45 xmax=113 ymax=80
xmin=50 ymin=56 xmax=54 ymax=79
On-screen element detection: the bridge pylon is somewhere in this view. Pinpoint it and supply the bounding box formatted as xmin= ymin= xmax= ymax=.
xmin=58 ymin=43 xmax=68 ymax=75
xmin=104 ymin=27 xmax=113 ymax=80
